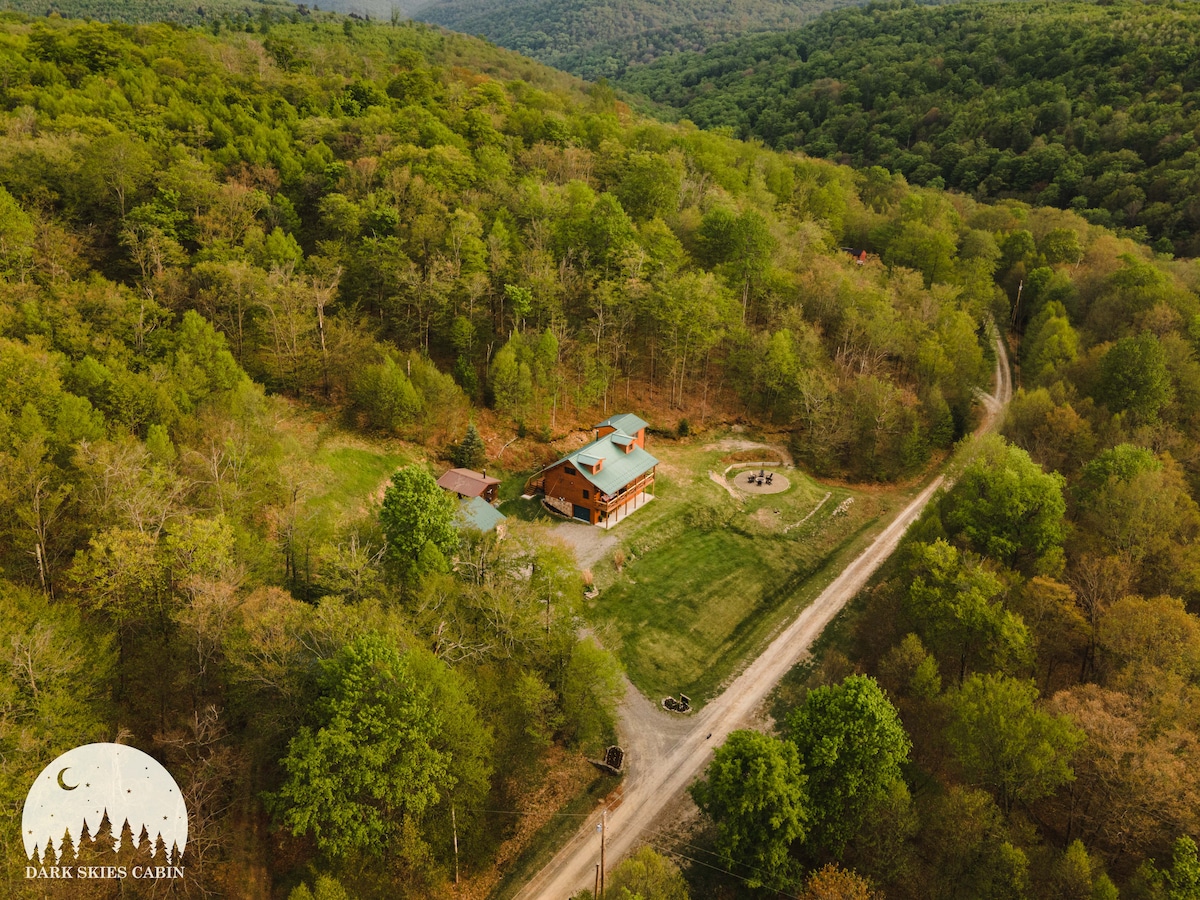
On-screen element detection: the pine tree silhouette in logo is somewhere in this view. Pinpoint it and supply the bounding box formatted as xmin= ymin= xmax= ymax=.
xmin=133 ymin=824 xmax=156 ymax=870
xmin=57 ymin=829 xmax=75 ymax=865
xmin=115 ymin=818 xmax=137 ymax=870
xmin=91 ymin=810 xmax=116 ymax=857
xmin=77 ymin=818 xmax=93 ymax=858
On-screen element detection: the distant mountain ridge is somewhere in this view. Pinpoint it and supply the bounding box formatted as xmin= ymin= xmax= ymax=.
xmin=0 ymin=0 xmax=298 ymax=24
xmin=306 ymin=0 xmax=424 ymax=18
xmin=617 ymin=0 xmax=1200 ymax=253
xmin=412 ymin=0 xmax=868 ymax=80
xmin=0 ymin=0 xmax=430 ymax=24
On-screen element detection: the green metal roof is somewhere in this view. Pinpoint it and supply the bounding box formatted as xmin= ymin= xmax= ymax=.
xmin=564 ymin=434 xmax=658 ymax=496
xmin=456 ymin=497 xmax=506 ymax=533
xmin=595 ymin=412 xmax=648 ymax=434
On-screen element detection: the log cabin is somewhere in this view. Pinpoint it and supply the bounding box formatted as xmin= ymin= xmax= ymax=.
xmin=528 ymin=414 xmax=657 ymax=527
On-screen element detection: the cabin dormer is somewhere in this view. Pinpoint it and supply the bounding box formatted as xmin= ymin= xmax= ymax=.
xmin=577 ymin=452 xmax=604 ymax=474
xmin=611 ymin=433 xmax=635 ymax=454
xmin=594 ymin=413 xmax=649 ymax=449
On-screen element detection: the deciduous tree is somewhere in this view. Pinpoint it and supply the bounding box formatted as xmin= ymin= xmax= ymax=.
xmin=380 ymin=466 xmax=458 ymax=573
xmin=941 ymin=435 xmax=1066 ymax=574
xmin=269 ymin=634 xmax=452 ymax=858
xmin=787 ymin=675 xmax=911 ymax=856
xmin=945 ymin=673 xmax=1082 ymax=815
xmin=690 ymin=730 xmax=807 ymax=889
xmin=607 ymin=846 xmax=690 ymax=900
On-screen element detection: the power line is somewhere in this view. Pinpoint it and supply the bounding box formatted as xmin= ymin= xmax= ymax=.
xmin=466 ymin=806 xmax=803 ymax=896
xmin=465 ymin=807 xmax=598 ymax=818
xmin=644 ymin=841 xmax=803 ymax=900
xmin=642 ymin=823 xmax=799 ymax=893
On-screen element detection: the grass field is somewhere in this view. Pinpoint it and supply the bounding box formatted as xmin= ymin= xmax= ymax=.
xmin=581 ymin=438 xmax=906 ymax=703
xmin=300 ymin=436 xmax=412 ymax=535
xmin=498 ymin=470 xmax=553 ymax=522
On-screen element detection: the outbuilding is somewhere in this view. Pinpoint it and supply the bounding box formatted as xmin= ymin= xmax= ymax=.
xmin=437 ymin=467 xmax=501 ymax=503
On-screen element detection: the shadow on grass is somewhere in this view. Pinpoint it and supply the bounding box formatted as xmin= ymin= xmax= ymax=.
xmin=499 ymin=496 xmax=553 ymax=521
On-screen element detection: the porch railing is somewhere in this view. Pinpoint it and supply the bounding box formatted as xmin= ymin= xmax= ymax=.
xmin=596 ymin=471 xmax=655 ymax=513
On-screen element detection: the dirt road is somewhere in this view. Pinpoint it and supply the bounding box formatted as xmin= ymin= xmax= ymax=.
xmin=514 ymin=334 xmax=1011 ymax=900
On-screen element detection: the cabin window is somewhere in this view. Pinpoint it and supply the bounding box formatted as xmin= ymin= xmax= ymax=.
xmin=565 ymin=466 xmax=577 ymax=476
xmin=583 ymin=490 xmax=590 ymax=499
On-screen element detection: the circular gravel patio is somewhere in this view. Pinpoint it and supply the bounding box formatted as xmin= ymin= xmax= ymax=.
xmin=731 ymin=469 xmax=790 ymax=495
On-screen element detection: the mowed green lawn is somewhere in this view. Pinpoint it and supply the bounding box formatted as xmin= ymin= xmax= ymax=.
xmin=304 ymin=440 xmax=412 ymax=534
xmin=584 ymin=440 xmax=893 ymax=703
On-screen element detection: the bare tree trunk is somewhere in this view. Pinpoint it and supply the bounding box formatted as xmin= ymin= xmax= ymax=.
xmin=313 ymin=269 xmax=341 ymax=399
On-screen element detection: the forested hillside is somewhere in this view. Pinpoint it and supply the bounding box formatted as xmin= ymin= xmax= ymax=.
xmin=3 ymin=7 xmax=1200 ymax=900
xmin=690 ymin=196 xmax=1200 ymax=896
xmin=0 ymin=10 xmax=995 ymax=898
xmin=316 ymin=0 xmax=426 ymax=18
xmin=0 ymin=0 xmax=298 ymax=25
xmin=413 ymin=0 xmax=850 ymax=81
xmin=620 ymin=0 xmax=1200 ymax=255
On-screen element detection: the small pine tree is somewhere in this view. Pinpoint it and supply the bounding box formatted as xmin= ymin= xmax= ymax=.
xmin=133 ymin=826 xmax=154 ymax=870
xmin=76 ymin=820 xmax=94 ymax=859
xmin=58 ymin=830 xmax=75 ymax=864
xmin=92 ymin=811 xmax=115 ymax=857
xmin=453 ymin=423 xmax=487 ymax=471
xmin=117 ymin=819 xmax=136 ymax=865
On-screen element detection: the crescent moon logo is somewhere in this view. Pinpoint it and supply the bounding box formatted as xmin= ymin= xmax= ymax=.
xmin=23 ymin=743 xmax=188 ymax=865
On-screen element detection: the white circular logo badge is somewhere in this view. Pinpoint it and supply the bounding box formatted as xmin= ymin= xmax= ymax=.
xmin=22 ymin=743 xmax=188 ymax=865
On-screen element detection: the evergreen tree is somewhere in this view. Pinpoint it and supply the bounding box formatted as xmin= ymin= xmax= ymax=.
xmin=452 ymin=423 xmax=487 ymax=471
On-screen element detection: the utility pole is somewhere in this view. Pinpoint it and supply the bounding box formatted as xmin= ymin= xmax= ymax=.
xmin=594 ymin=863 xmax=600 ymax=898
xmin=600 ymin=808 xmax=607 ymax=899
xmin=451 ymin=805 xmax=459 ymax=885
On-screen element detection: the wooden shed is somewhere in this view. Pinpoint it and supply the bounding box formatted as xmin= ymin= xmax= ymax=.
xmin=437 ymin=467 xmax=501 ymax=503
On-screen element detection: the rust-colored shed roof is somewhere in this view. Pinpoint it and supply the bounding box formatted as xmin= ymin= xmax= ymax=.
xmin=437 ymin=468 xmax=501 ymax=497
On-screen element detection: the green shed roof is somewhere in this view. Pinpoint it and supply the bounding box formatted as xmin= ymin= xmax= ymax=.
xmin=564 ymin=434 xmax=658 ymax=496
xmin=595 ymin=412 xmax=648 ymax=434
xmin=456 ymin=497 xmax=506 ymax=533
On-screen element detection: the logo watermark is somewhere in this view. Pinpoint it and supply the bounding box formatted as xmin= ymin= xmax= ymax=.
xmin=21 ymin=743 xmax=187 ymax=881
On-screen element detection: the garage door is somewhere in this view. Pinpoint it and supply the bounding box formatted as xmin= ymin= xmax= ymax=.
xmin=573 ymin=504 xmax=590 ymax=522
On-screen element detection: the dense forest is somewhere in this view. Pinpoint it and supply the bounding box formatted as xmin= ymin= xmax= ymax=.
xmin=0 ymin=0 xmax=299 ymax=25
xmin=318 ymin=0 xmax=426 ymax=19
xmin=413 ymin=0 xmax=855 ymax=81
xmin=619 ymin=0 xmax=1200 ymax=255
xmin=685 ymin=182 xmax=1200 ymax=896
xmin=2 ymin=5 xmax=1200 ymax=899
xmin=0 ymin=9 xmax=992 ymax=898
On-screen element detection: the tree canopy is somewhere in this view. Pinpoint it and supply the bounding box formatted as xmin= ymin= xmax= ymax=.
xmin=620 ymin=0 xmax=1200 ymax=254
xmin=690 ymin=729 xmax=807 ymax=889
xmin=380 ymin=465 xmax=458 ymax=571
xmin=269 ymin=634 xmax=461 ymax=857
xmin=786 ymin=675 xmax=910 ymax=857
